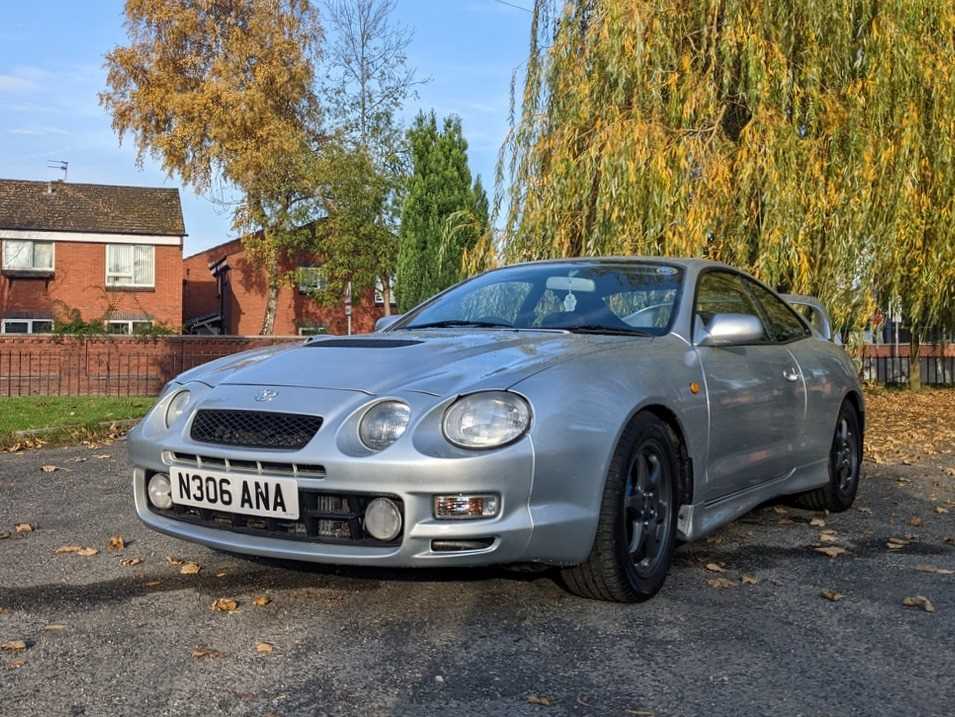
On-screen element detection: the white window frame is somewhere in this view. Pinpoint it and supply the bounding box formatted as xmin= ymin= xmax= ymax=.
xmin=297 ymin=266 xmax=326 ymax=294
xmin=1 ymin=318 xmax=54 ymax=334
xmin=2 ymin=239 xmax=55 ymax=271
xmin=105 ymin=244 xmax=155 ymax=288
xmin=104 ymin=319 xmax=154 ymax=335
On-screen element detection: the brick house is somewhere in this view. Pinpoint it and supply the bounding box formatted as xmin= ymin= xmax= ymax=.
xmin=182 ymin=234 xmax=391 ymax=336
xmin=0 ymin=179 xmax=186 ymax=334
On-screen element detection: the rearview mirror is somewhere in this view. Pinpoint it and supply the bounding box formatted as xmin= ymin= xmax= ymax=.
xmin=696 ymin=313 xmax=764 ymax=347
xmin=375 ymin=314 xmax=403 ymax=332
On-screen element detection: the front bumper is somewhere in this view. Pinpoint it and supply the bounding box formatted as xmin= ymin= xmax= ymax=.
xmin=128 ymin=384 xmax=596 ymax=567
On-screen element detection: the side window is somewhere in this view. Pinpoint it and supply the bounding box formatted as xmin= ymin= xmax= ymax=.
xmin=744 ymin=280 xmax=810 ymax=343
xmin=694 ymin=271 xmax=766 ymax=342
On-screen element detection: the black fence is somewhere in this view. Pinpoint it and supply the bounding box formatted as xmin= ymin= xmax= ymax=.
xmin=860 ymin=355 xmax=955 ymax=387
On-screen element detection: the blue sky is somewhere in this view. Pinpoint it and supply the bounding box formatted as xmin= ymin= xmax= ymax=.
xmin=0 ymin=0 xmax=531 ymax=255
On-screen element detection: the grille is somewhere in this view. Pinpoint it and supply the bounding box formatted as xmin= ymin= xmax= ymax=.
xmin=166 ymin=451 xmax=326 ymax=479
xmin=190 ymin=409 xmax=322 ymax=450
xmin=150 ymin=487 xmax=403 ymax=546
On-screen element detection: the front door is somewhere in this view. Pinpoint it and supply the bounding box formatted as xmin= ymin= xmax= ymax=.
xmin=693 ymin=271 xmax=806 ymax=500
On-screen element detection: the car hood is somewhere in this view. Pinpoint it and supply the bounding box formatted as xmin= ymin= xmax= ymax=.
xmin=176 ymin=330 xmax=639 ymax=397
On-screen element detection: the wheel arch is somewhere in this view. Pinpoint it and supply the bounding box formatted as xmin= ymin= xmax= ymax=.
xmin=627 ymin=403 xmax=694 ymax=506
xmin=843 ymin=389 xmax=865 ymax=436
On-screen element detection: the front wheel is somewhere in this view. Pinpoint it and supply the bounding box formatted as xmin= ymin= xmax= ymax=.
xmin=561 ymin=413 xmax=680 ymax=602
xmin=792 ymin=399 xmax=862 ymax=512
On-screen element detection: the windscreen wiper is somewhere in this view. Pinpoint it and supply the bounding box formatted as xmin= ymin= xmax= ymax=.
xmin=402 ymin=319 xmax=513 ymax=330
xmin=564 ymin=324 xmax=654 ymax=337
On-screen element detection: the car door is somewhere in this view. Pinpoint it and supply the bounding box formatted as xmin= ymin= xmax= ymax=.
xmin=693 ymin=271 xmax=807 ymax=500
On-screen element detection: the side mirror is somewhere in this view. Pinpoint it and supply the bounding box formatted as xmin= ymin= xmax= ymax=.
xmin=697 ymin=313 xmax=764 ymax=347
xmin=375 ymin=314 xmax=403 ymax=332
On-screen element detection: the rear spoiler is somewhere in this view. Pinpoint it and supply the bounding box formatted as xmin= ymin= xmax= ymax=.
xmin=781 ymin=294 xmax=835 ymax=342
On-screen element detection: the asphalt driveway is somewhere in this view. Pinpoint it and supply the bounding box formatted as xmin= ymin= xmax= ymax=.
xmin=1 ymin=442 xmax=953 ymax=716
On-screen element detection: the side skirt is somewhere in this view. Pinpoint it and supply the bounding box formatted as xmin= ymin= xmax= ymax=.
xmin=677 ymin=459 xmax=828 ymax=542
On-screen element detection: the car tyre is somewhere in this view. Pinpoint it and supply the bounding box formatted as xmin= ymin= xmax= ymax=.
xmin=792 ymin=400 xmax=862 ymax=513
xmin=561 ymin=412 xmax=680 ymax=603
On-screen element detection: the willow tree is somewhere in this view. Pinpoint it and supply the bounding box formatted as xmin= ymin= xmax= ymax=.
xmin=501 ymin=0 xmax=955 ymax=345
xmin=101 ymin=0 xmax=323 ymax=334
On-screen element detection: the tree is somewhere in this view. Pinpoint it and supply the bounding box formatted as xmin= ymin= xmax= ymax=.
xmin=500 ymin=0 xmax=955 ymax=350
xmin=101 ymin=0 xmax=324 ymax=334
xmin=322 ymin=0 xmax=420 ymax=313
xmin=396 ymin=112 xmax=479 ymax=311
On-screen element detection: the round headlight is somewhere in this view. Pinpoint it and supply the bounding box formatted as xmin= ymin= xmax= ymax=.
xmin=359 ymin=401 xmax=411 ymax=451
xmin=443 ymin=391 xmax=531 ymax=449
xmin=164 ymin=389 xmax=192 ymax=428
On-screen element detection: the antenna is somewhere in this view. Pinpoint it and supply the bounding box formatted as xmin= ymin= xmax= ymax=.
xmin=47 ymin=160 xmax=68 ymax=182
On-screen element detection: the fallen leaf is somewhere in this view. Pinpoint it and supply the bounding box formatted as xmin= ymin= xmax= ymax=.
xmin=856 ymin=507 xmax=872 ymax=515
xmin=165 ymin=556 xmax=184 ymax=566
xmin=144 ymin=580 xmax=161 ymax=587
xmin=902 ymin=595 xmax=936 ymax=613
xmin=915 ymin=564 xmax=955 ymax=576
xmin=935 ymin=506 xmax=949 ymax=514
xmin=814 ymin=546 xmax=847 ymax=558
xmin=107 ymin=536 xmax=125 ymax=551
xmin=772 ymin=506 xmax=788 ymax=515
xmin=95 ymin=454 xmax=111 ymax=459
xmin=0 ymin=532 xmax=9 ymax=540
xmin=120 ymin=558 xmax=143 ymax=567
xmin=215 ymin=571 xmax=228 ymax=578
xmin=253 ymin=595 xmax=271 ymax=607
xmin=42 ymin=624 xmax=66 ymax=632
xmin=740 ymin=574 xmax=759 ymax=585
xmin=910 ymin=516 xmax=923 ymax=527
xmin=14 ymin=523 xmax=33 ymax=534
xmin=255 ymin=641 xmax=274 ymax=655
xmin=0 ymin=640 xmax=26 ymax=652
xmin=809 ymin=517 xmax=826 ymax=527
xmin=77 ymin=547 xmax=98 ymax=557
xmin=180 ymin=562 xmax=201 ymax=575
xmin=211 ymin=598 xmax=239 ymax=613
xmin=886 ymin=537 xmax=910 ymax=550
xmin=819 ymin=530 xmax=839 ymax=543
xmin=40 ymin=464 xmax=57 ymax=473
xmin=945 ymin=467 xmax=955 ymax=477
xmin=704 ymin=562 xmax=724 ymax=573
xmin=192 ymin=647 xmax=224 ymax=660
xmin=527 ymin=694 xmax=554 ymax=706
xmin=6 ymin=659 xmax=26 ymax=669
xmin=821 ymin=590 xmax=844 ymax=602
xmin=706 ymin=577 xmax=737 ymax=589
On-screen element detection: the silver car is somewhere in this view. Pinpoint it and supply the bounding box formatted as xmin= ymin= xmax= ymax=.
xmin=129 ymin=258 xmax=863 ymax=602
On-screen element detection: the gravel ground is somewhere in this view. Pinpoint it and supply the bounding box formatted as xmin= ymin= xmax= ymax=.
xmin=1 ymin=441 xmax=953 ymax=717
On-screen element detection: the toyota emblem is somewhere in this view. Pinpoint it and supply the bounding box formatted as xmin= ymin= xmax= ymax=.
xmin=255 ymin=388 xmax=279 ymax=402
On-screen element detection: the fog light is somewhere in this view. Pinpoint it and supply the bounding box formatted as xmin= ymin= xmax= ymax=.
xmin=433 ymin=494 xmax=499 ymax=520
xmin=148 ymin=473 xmax=173 ymax=510
xmin=364 ymin=497 xmax=402 ymax=541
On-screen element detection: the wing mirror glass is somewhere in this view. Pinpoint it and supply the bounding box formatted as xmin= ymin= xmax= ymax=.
xmin=697 ymin=313 xmax=764 ymax=347
xmin=375 ymin=314 xmax=403 ymax=332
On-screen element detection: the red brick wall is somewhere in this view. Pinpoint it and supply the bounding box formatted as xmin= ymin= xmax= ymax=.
xmin=1 ymin=241 xmax=183 ymax=328
xmin=0 ymin=334 xmax=299 ymax=396
xmin=183 ymin=239 xmax=386 ymax=335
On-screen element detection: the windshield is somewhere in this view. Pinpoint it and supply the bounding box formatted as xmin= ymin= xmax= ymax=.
xmin=393 ymin=262 xmax=684 ymax=336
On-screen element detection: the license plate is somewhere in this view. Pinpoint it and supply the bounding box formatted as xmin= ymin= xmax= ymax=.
xmin=170 ymin=468 xmax=299 ymax=520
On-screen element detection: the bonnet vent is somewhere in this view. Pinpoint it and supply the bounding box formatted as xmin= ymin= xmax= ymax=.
xmin=307 ymin=338 xmax=422 ymax=348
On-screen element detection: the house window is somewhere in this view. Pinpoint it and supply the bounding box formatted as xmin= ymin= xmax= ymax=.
xmin=2 ymin=240 xmax=54 ymax=271
xmin=105 ymin=320 xmax=153 ymax=335
xmin=297 ymin=266 xmax=325 ymax=294
xmin=1 ymin=318 xmax=54 ymax=334
xmin=106 ymin=244 xmax=155 ymax=288
xmin=298 ymin=325 xmax=327 ymax=337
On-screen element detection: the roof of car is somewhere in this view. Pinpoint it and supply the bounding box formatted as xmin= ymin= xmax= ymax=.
xmin=506 ymin=256 xmax=733 ymax=271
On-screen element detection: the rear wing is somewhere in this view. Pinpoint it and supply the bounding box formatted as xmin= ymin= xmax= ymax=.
xmin=781 ymin=294 xmax=836 ymax=342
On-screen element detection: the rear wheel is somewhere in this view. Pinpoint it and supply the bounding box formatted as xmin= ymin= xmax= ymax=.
xmin=792 ymin=400 xmax=862 ymax=512
xmin=561 ymin=413 xmax=680 ymax=602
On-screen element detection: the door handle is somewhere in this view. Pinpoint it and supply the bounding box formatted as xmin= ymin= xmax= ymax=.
xmin=783 ymin=368 xmax=800 ymax=382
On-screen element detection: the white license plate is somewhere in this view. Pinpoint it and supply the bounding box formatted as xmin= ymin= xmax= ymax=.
xmin=170 ymin=468 xmax=299 ymax=520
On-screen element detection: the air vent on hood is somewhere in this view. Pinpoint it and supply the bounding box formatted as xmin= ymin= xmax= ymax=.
xmin=307 ymin=338 xmax=422 ymax=348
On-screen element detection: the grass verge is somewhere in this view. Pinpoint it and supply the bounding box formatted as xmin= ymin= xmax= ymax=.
xmin=0 ymin=395 xmax=155 ymax=450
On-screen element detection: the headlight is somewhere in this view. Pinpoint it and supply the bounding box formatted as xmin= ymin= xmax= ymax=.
xmin=443 ymin=391 xmax=531 ymax=449
xmin=164 ymin=389 xmax=192 ymax=429
xmin=359 ymin=401 xmax=411 ymax=451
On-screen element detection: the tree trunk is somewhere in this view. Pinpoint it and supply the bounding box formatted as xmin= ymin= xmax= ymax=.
xmin=908 ymin=333 xmax=922 ymax=391
xmin=260 ymin=258 xmax=279 ymax=335
xmin=381 ymin=276 xmax=391 ymax=316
